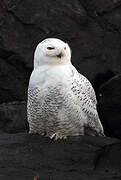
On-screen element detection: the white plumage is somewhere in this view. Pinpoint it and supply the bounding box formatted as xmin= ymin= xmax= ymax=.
xmin=27 ymin=38 xmax=104 ymax=140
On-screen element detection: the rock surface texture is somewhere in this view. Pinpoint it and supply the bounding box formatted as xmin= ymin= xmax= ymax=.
xmin=0 ymin=133 xmax=120 ymax=180
xmin=0 ymin=101 xmax=28 ymax=133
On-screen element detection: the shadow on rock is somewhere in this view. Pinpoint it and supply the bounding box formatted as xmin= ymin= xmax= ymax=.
xmin=98 ymin=74 xmax=121 ymax=138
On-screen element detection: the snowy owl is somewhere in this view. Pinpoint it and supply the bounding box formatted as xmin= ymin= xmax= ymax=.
xmin=27 ymin=38 xmax=104 ymax=140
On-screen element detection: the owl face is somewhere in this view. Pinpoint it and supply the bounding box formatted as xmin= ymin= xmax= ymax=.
xmin=34 ymin=38 xmax=71 ymax=68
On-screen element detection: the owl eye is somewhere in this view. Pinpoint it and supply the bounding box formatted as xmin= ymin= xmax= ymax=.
xmin=47 ymin=47 xmax=55 ymax=50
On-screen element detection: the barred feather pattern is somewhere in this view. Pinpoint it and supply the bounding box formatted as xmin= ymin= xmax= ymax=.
xmin=27 ymin=69 xmax=104 ymax=139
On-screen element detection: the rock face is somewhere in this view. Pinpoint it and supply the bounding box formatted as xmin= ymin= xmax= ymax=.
xmin=0 ymin=101 xmax=28 ymax=133
xmin=98 ymin=75 xmax=121 ymax=138
xmin=0 ymin=133 xmax=120 ymax=180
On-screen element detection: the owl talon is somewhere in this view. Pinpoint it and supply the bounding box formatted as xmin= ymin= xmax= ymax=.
xmin=50 ymin=133 xmax=56 ymax=140
xmin=50 ymin=133 xmax=67 ymax=140
xmin=41 ymin=131 xmax=47 ymax=136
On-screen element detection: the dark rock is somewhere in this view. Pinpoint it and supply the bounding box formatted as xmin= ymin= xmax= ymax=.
xmin=0 ymin=101 xmax=28 ymax=133
xmin=80 ymin=0 xmax=121 ymax=15
xmin=92 ymin=70 xmax=115 ymax=93
xmin=0 ymin=133 xmax=120 ymax=179
xmin=98 ymin=74 xmax=121 ymax=138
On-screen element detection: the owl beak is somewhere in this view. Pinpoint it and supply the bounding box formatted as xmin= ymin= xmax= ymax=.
xmin=56 ymin=52 xmax=62 ymax=58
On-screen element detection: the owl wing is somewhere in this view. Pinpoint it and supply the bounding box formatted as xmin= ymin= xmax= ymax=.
xmin=70 ymin=71 xmax=98 ymax=118
xmin=69 ymin=69 xmax=104 ymax=136
xmin=78 ymin=73 xmax=97 ymax=105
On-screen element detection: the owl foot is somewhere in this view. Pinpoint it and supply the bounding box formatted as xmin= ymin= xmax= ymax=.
xmin=50 ymin=133 xmax=67 ymax=141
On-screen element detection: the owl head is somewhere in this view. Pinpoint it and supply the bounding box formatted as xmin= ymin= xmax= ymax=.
xmin=34 ymin=38 xmax=71 ymax=68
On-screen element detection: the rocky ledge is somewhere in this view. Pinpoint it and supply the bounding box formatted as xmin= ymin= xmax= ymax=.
xmin=0 ymin=133 xmax=120 ymax=180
